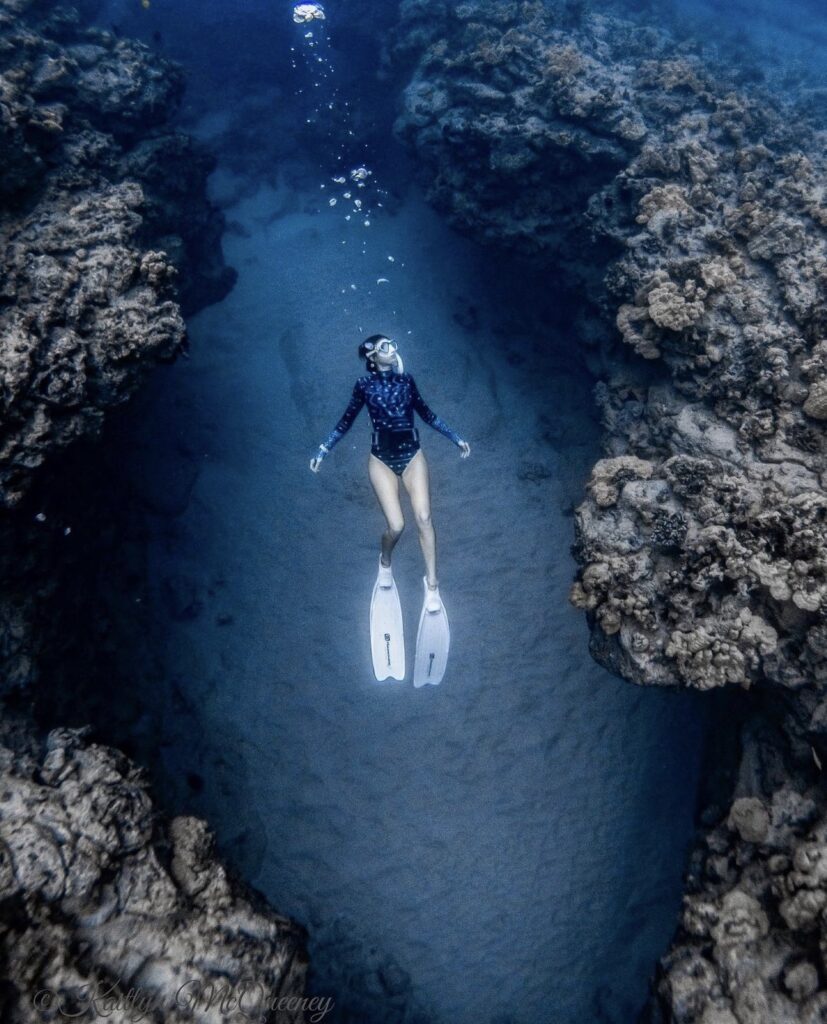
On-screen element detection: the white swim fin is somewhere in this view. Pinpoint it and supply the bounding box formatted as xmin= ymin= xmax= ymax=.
xmin=370 ymin=557 xmax=405 ymax=681
xmin=413 ymin=576 xmax=450 ymax=687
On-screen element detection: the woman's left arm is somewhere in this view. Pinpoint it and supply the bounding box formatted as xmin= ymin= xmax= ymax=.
xmin=409 ymin=375 xmax=466 ymax=448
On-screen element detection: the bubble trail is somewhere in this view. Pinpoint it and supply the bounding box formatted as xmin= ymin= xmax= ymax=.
xmin=287 ymin=0 xmax=412 ymax=326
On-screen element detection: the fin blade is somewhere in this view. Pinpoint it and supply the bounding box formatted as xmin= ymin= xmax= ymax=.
xmin=370 ymin=577 xmax=405 ymax=681
xmin=413 ymin=579 xmax=450 ymax=686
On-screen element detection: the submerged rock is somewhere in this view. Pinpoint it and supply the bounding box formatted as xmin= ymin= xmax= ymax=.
xmin=0 ymin=720 xmax=308 ymax=1022
xmin=0 ymin=0 xmax=235 ymax=510
xmin=0 ymin=0 xmax=238 ymax=698
xmin=391 ymin=0 xmax=827 ymax=696
xmin=393 ymin=1 xmax=827 ymax=1019
xmin=0 ymin=3 xmax=308 ymax=1015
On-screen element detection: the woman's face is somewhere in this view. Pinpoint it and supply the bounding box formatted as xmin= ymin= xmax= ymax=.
xmin=371 ymin=338 xmax=398 ymax=368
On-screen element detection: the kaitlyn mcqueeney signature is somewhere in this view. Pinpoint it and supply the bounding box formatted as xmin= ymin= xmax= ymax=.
xmin=32 ymin=976 xmax=335 ymax=1023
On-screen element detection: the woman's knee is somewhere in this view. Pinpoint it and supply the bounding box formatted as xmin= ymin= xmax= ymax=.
xmin=414 ymin=509 xmax=432 ymax=531
xmin=386 ymin=518 xmax=405 ymax=539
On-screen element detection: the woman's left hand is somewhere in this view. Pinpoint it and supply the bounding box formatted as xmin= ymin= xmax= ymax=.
xmin=458 ymin=440 xmax=471 ymax=458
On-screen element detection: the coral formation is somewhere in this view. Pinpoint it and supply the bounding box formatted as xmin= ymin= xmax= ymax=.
xmin=391 ymin=0 xmax=827 ymax=695
xmin=0 ymin=720 xmax=308 ymax=1022
xmin=0 ymin=0 xmax=238 ymax=697
xmin=391 ymin=0 xmax=827 ymax=1019
xmin=0 ymin=3 xmax=307 ymax=1015
xmin=0 ymin=0 xmax=234 ymax=510
xmin=644 ymin=691 xmax=827 ymax=1024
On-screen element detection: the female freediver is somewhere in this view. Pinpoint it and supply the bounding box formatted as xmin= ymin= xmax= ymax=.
xmin=309 ymin=335 xmax=471 ymax=611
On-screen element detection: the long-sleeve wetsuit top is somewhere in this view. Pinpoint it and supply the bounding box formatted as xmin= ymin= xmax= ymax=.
xmin=320 ymin=369 xmax=463 ymax=453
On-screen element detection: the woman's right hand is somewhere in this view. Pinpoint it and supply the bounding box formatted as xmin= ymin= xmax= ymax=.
xmin=309 ymin=446 xmax=328 ymax=473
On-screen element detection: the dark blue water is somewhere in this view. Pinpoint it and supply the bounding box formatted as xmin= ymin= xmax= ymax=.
xmin=85 ymin=0 xmax=825 ymax=1020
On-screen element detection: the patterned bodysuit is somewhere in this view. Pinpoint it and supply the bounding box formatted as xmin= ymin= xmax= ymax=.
xmin=319 ymin=368 xmax=463 ymax=476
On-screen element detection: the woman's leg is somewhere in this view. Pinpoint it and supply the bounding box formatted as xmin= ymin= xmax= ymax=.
xmin=368 ymin=453 xmax=405 ymax=567
xmin=400 ymin=450 xmax=437 ymax=588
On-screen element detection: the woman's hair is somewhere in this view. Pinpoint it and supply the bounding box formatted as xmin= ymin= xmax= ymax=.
xmin=358 ymin=334 xmax=389 ymax=371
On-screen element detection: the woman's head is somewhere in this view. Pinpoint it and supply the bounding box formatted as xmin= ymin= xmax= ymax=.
xmin=359 ymin=334 xmax=403 ymax=373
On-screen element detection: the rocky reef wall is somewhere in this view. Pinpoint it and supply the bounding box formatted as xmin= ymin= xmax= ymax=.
xmin=0 ymin=2 xmax=307 ymax=1017
xmin=0 ymin=0 xmax=236 ymax=513
xmin=389 ymin=0 xmax=827 ymax=695
xmin=390 ymin=1 xmax=827 ymax=1020
xmin=0 ymin=717 xmax=309 ymax=1022
xmin=0 ymin=0 xmax=238 ymax=697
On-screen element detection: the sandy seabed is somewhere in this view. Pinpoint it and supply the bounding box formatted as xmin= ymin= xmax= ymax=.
xmin=120 ymin=159 xmax=708 ymax=1024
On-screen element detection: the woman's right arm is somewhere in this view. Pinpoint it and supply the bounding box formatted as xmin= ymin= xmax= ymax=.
xmin=313 ymin=380 xmax=365 ymax=464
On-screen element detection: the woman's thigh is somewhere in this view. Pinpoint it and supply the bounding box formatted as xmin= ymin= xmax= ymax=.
xmin=368 ymin=453 xmax=404 ymax=529
xmin=400 ymin=449 xmax=431 ymax=518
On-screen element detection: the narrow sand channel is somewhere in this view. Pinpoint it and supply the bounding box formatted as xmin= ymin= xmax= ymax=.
xmin=122 ymin=162 xmax=708 ymax=1023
